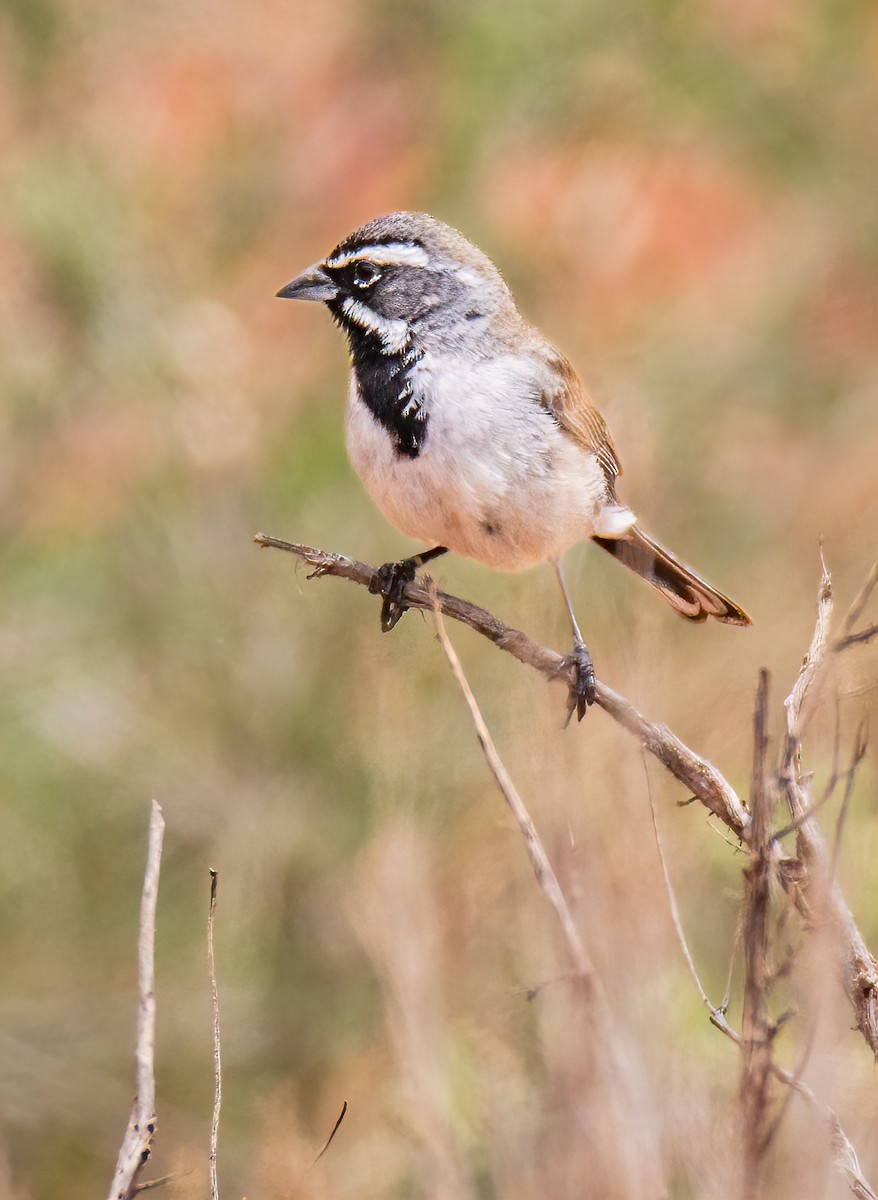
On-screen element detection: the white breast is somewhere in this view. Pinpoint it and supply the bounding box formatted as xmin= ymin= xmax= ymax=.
xmin=345 ymin=351 xmax=617 ymax=571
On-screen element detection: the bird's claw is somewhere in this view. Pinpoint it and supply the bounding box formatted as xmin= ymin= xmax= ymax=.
xmin=369 ymin=559 xmax=419 ymax=632
xmin=561 ymin=643 xmax=597 ymax=723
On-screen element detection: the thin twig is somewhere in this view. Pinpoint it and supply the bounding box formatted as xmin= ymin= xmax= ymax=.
xmin=642 ymin=755 xmax=713 ymax=1013
xmin=762 ymin=994 xmax=821 ymax=1162
xmin=829 ymin=720 xmax=869 ymax=881
xmin=208 ymin=869 xmax=221 ymax=1200
xmin=840 ymin=560 xmax=878 ymax=638
xmin=108 ymin=801 xmax=165 ymax=1200
xmin=772 ymin=700 xmax=844 ymax=842
xmin=314 ymin=1101 xmax=348 ymax=1164
xmin=741 ymin=1032 xmax=874 ymax=1199
xmin=256 ymin=534 xmax=878 ymax=1058
xmin=431 ymin=601 xmax=591 ymax=978
xmin=132 ymin=1173 xmax=178 ymax=1192
xmin=773 ymin=792 xmax=836 ymax=843
xmin=834 ymin=625 xmax=878 ymax=651
xmin=783 ymin=561 xmax=832 ymax=753
xmin=722 ymin=918 xmax=743 ymax=1016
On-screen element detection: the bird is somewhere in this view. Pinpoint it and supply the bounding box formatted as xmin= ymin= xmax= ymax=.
xmin=276 ymin=211 xmax=751 ymax=719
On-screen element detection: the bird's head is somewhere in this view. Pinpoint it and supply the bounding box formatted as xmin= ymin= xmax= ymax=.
xmin=277 ymin=211 xmax=512 ymax=357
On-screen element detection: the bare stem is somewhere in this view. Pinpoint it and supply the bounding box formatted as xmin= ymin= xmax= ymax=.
xmin=314 ymin=1101 xmax=349 ymax=1165
xmin=208 ymin=869 xmax=221 ymax=1200
xmin=107 ymin=800 xmax=164 ymax=1200
xmin=840 ymin=560 xmax=878 ymax=639
xmin=643 ymin=755 xmax=714 ymax=1015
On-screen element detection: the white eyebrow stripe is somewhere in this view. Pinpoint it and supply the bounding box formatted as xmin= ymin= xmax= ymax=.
xmin=340 ymin=295 xmax=410 ymax=354
xmin=326 ymin=242 xmax=430 ymax=269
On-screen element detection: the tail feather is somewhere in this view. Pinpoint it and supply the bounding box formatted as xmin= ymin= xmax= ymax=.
xmin=592 ymin=525 xmax=751 ymax=626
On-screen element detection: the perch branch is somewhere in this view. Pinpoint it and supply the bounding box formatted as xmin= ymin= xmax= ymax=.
xmin=256 ymin=534 xmax=878 ymax=1056
xmin=108 ymin=800 xmax=164 ymax=1200
xmin=255 ymin=534 xmax=747 ymax=833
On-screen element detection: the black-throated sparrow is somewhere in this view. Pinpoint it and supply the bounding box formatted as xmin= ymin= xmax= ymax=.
xmin=277 ymin=212 xmax=750 ymax=719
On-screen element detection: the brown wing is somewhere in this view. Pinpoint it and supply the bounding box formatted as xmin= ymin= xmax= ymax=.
xmin=540 ymin=353 xmax=622 ymax=489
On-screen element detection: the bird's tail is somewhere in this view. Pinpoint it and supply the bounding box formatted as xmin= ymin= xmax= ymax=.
xmin=592 ymin=525 xmax=751 ymax=626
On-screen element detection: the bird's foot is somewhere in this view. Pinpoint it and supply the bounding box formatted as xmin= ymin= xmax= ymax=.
xmin=369 ymin=558 xmax=420 ymax=632
xmin=560 ymin=642 xmax=597 ymax=723
xmin=368 ymin=546 xmax=448 ymax=632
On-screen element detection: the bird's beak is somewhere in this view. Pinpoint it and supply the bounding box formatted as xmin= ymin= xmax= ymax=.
xmin=276 ymin=262 xmax=338 ymax=302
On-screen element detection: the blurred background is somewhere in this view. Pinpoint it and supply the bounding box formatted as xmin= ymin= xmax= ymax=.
xmin=1 ymin=0 xmax=877 ymax=1196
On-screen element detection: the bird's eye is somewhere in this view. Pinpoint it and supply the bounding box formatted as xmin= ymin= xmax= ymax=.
xmin=352 ymin=261 xmax=380 ymax=289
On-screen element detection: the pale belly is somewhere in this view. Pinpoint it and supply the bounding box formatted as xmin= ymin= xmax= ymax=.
xmin=345 ymin=368 xmax=615 ymax=571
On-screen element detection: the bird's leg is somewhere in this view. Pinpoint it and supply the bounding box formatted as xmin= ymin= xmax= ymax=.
xmin=553 ymin=560 xmax=597 ymax=722
xmin=369 ymin=546 xmax=448 ymax=632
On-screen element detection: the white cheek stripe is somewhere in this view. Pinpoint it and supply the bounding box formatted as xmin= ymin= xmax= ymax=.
xmin=326 ymin=242 xmax=430 ymax=269
xmin=340 ymin=296 xmax=410 ymax=354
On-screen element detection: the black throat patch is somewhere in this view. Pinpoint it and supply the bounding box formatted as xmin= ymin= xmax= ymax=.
xmin=343 ymin=326 xmax=428 ymax=459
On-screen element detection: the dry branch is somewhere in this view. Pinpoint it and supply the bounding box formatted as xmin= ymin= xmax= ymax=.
xmin=255 ymin=534 xmax=878 ymax=1057
xmin=777 ymin=568 xmax=878 ymax=1056
xmin=107 ymin=800 xmax=165 ymax=1200
xmin=740 ymin=671 xmax=776 ymax=1199
xmin=208 ymin=869 xmax=221 ymax=1200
